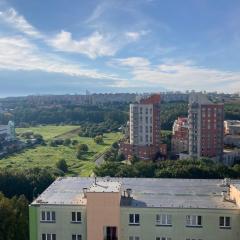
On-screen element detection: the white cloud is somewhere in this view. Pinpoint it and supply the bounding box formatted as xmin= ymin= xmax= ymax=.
xmin=48 ymin=31 xmax=117 ymax=59
xmin=110 ymin=57 xmax=150 ymax=68
xmin=0 ymin=8 xmax=42 ymax=38
xmin=110 ymin=57 xmax=240 ymax=92
xmin=125 ymin=30 xmax=148 ymax=41
xmin=0 ymin=36 xmax=120 ymax=81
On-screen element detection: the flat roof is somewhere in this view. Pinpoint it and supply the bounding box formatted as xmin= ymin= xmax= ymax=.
xmin=32 ymin=177 xmax=240 ymax=209
xmin=88 ymin=180 xmax=121 ymax=193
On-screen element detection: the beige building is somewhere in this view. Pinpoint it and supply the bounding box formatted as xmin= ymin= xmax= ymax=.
xmin=30 ymin=177 xmax=240 ymax=240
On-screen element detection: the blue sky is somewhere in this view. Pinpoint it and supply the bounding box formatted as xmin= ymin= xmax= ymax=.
xmin=0 ymin=0 xmax=240 ymax=96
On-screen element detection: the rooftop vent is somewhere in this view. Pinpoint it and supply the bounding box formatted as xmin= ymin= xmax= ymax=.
xmin=126 ymin=188 xmax=132 ymax=198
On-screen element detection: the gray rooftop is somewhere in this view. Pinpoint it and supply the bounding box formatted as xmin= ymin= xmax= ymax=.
xmin=32 ymin=177 xmax=240 ymax=209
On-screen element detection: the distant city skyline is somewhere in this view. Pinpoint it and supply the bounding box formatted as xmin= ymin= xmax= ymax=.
xmin=0 ymin=0 xmax=240 ymax=96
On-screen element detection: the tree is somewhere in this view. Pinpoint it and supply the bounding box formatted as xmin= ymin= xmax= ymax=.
xmin=76 ymin=144 xmax=89 ymax=159
xmin=72 ymin=139 xmax=79 ymax=145
xmin=56 ymin=159 xmax=68 ymax=173
xmin=94 ymin=135 xmax=104 ymax=144
xmin=63 ymin=138 xmax=71 ymax=146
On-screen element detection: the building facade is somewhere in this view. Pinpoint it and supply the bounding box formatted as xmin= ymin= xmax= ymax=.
xmin=171 ymin=117 xmax=189 ymax=155
xmin=30 ymin=177 xmax=240 ymax=240
xmin=120 ymin=94 xmax=161 ymax=160
xmin=188 ymin=93 xmax=224 ymax=160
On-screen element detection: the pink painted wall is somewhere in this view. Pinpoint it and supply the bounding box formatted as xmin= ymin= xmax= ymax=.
xmin=86 ymin=192 xmax=121 ymax=240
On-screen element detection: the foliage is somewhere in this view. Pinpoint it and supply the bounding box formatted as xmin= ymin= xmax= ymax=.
xmin=0 ymin=168 xmax=55 ymax=201
xmin=0 ymin=193 xmax=29 ymax=240
xmin=56 ymin=159 xmax=68 ymax=173
xmin=94 ymin=135 xmax=104 ymax=144
xmin=76 ymin=144 xmax=89 ymax=159
xmin=94 ymin=159 xmax=240 ymax=179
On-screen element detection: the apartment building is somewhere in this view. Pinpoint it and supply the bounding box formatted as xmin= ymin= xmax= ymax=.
xmin=30 ymin=177 xmax=240 ymax=240
xmin=171 ymin=117 xmax=189 ymax=155
xmin=120 ymin=94 xmax=161 ymax=160
xmin=188 ymin=93 xmax=224 ymax=160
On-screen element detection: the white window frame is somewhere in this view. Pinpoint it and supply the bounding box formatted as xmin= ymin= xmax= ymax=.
xmin=156 ymin=214 xmax=172 ymax=226
xmin=129 ymin=213 xmax=140 ymax=225
xmin=186 ymin=215 xmax=202 ymax=227
xmin=71 ymin=211 xmax=82 ymax=223
xmin=219 ymin=216 xmax=231 ymax=228
xmin=41 ymin=233 xmax=56 ymax=240
xmin=41 ymin=211 xmax=56 ymax=222
xmin=72 ymin=234 xmax=82 ymax=240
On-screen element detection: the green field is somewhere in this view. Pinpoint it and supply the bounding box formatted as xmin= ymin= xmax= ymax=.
xmin=1 ymin=125 xmax=122 ymax=176
xmin=16 ymin=125 xmax=80 ymax=140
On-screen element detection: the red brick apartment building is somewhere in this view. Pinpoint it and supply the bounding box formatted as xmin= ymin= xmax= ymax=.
xmin=120 ymin=94 xmax=161 ymax=160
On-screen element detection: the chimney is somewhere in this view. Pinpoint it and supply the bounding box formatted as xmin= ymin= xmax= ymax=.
xmin=126 ymin=188 xmax=132 ymax=198
xmin=83 ymin=187 xmax=88 ymax=198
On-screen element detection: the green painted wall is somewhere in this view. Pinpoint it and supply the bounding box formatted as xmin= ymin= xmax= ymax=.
xmin=120 ymin=207 xmax=240 ymax=240
xmin=29 ymin=205 xmax=38 ymax=240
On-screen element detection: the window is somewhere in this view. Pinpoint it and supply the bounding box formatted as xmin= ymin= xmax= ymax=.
xmin=156 ymin=237 xmax=171 ymax=240
xmin=156 ymin=214 xmax=172 ymax=226
xmin=219 ymin=216 xmax=231 ymax=229
xmin=129 ymin=236 xmax=140 ymax=240
xmin=71 ymin=212 xmax=81 ymax=223
xmin=129 ymin=214 xmax=140 ymax=225
xmin=41 ymin=234 xmax=56 ymax=240
xmin=186 ymin=215 xmax=202 ymax=227
xmin=41 ymin=211 xmax=56 ymax=222
xmin=186 ymin=239 xmax=202 ymax=240
xmin=72 ymin=234 xmax=82 ymax=240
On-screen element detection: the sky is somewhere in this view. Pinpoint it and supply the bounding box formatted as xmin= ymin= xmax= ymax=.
xmin=0 ymin=0 xmax=240 ymax=97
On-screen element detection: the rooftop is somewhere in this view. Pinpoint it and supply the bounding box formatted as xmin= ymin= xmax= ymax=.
xmin=32 ymin=177 xmax=240 ymax=209
xmin=88 ymin=180 xmax=121 ymax=193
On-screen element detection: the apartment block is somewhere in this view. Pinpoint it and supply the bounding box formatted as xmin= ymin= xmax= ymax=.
xmin=171 ymin=117 xmax=189 ymax=155
xmin=30 ymin=177 xmax=240 ymax=240
xmin=120 ymin=94 xmax=161 ymax=160
xmin=188 ymin=93 xmax=224 ymax=160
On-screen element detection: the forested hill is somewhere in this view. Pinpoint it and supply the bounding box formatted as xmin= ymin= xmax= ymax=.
xmin=0 ymin=100 xmax=239 ymax=130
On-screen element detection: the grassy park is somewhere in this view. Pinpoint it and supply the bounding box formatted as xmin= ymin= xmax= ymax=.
xmin=0 ymin=125 xmax=122 ymax=176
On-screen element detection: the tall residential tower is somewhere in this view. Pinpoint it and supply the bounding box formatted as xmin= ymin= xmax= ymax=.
xmin=120 ymin=94 xmax=161 ymax=160
xmin=188 ymin=93 xmax=224 ymax=160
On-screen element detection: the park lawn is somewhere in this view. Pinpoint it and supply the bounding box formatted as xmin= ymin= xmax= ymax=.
xmin=0 ymin=132 xmax=123 ymax=176
xmin=16 ymin=125 xmax=79 ymax=140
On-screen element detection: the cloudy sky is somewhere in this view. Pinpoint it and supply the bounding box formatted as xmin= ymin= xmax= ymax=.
xmin=0 ymin=0 xmax=240 ymax=96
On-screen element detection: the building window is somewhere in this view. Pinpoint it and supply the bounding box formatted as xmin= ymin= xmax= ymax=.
xmin=156 ymin=237 xmax=171 ymax=240
xmin=129 ymin=236 xmax=140 ymax=240
xmin=129 ymin=214 xmax=140 ymax=225
xmin=72 ymin=234 xmax=82 ymax=240
xmin=186 ymin=215 xmax=202 ymax=227
xmin=41 ymin=211 xmax=56 ymax=222
xmin=71 ymin=212 xmax=81 ymax=223
xmin=156 ymin=214 xmax=172 ymax=226
xmin=41 ymin=233 xmax=56 ymax=240
xmin=219 ymin=216 xmax=231 ymax=229
xmin=186 ymin=239 xmax=202 ymax=240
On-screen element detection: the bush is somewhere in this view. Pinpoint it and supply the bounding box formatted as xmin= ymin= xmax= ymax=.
xmin=63 ymin=138 xmax=71 ymax=146
xmin=76 ymin=144 xmax=89 ymax=159
xmin=56 ymin=159 xmax=68 ymax=173
xmin=94 ymin=135 xmax=104 ymax=144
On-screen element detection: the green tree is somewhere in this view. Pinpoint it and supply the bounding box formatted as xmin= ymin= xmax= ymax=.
xmin=56 ymin=159 xmax=68 ymax=173
xmin=94 ymin=135 xmax=104 ymax=144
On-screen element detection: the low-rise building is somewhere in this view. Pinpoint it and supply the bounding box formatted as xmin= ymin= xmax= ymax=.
xmin=30 ymin=177 xmax=240 ymax=240
xmin=224 ymin=120 xmax=240 ymax=135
